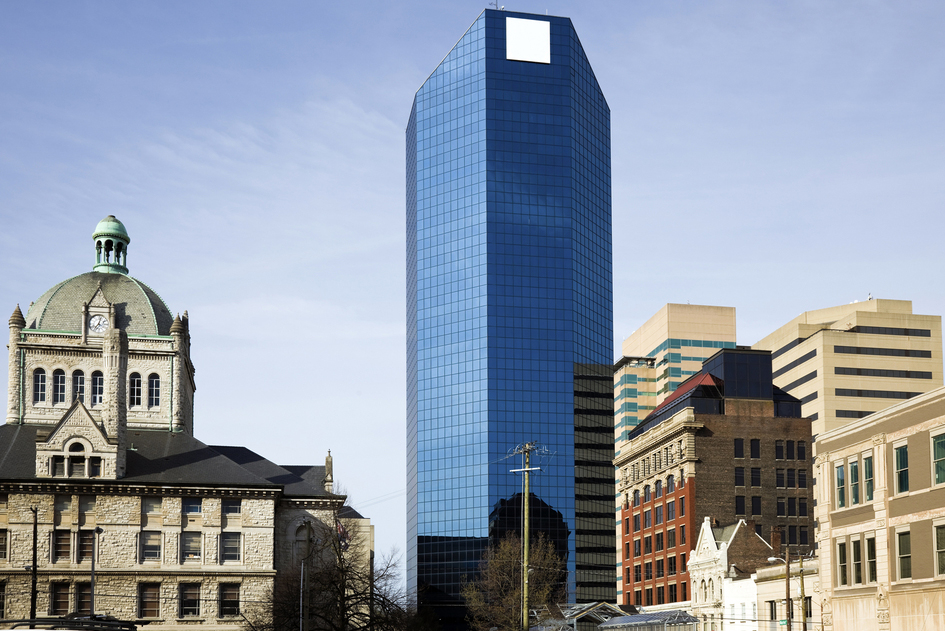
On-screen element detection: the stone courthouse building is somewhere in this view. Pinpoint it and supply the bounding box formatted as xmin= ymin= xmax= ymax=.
xmin=0 ymin=216 xmax=369 ymax=627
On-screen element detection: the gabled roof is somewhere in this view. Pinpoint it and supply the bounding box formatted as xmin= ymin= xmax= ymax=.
xmin=0 ymin=424 xmax=334 ymax=499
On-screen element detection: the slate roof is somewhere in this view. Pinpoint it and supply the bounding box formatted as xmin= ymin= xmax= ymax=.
xmin=0 ymin=424 xmax=331 ymax=499
xmin=25 ymin=272 xmax=174 ymax=336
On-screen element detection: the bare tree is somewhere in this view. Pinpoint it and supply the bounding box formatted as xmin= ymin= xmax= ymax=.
xmin=243 ymin=506 xmax=431 ymax=631
xmin=461 ymin=533 xmax=567 ymax=631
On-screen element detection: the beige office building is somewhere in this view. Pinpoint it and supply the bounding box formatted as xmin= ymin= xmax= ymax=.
xmin=754 ymin=299 xmax=942 ymax=437
xmin=813 ymin=386 xmax=945 ymax=631
xmin=615 ymin=304 xmax=736 ymax=444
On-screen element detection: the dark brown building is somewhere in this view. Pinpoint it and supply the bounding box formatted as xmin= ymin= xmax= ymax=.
xmin=615 ymin=348 xmax=813 ymax=608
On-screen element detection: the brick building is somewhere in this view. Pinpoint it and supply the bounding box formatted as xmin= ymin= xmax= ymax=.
xmin=614 ymin=348 xmax=813 ymax=609
xmin=0 ymin=217 xmax=371 ymax=628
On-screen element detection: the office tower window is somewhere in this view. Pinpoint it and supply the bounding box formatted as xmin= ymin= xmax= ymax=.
xmin=655 ymin=505 xmax=663 ymax=525
xmin=836 ymin=465 xmax=846 ymax=507
xmin=645 ymin=510 xmax=652 ymax=528
xmin=735 ymin=496 xmax=745 ymax=516
xmin=667 ymin=500 xmax=675 ymax=521
xmin=141 ymin=532 xmax=161 ymax=561
xmin=179 ymin=583 xmax=200 ymax=617
xmin=645 ymin=589 xmax=653 ymax=606
xmin=634 ymin=565 xmax=641 ymax=582
xmin=668 ymin=583 xmax=677 ymax=602
xmin=786 ymin=441 xmax=795 ymax=460
xmin=787 ymin=469 xmax=795 ymax=488
xmin=634 ymin=590 xmax=642 ymax=606
xmin=72 ymin=371 xmax=85 ymax=403
xmin=219 ymin=584 xmax=240 ymax=617
xmin=633 ymin=539 xmax=641 ymax=557
xmin=797 ymin=441 xmax=806 ymax=461
xmin=777 ymin=498 xmax=786 ymax=517
xmin=934 ymin=434 xmax=945 ymax=485
xmin=667 ymin=475 xmax=675 ymax=493
xmin=52 ymin=369 xmax=66 ymax=404
xmin=655 ymin=480 xmax=662 ymax=499
xmin=837 ymin=542 xmax=848 ymax=586
xmin=895 ymin=445 xmax=909 ymax=493
xmin=799 ymin=498 xmax=808 ymax=517
xmin=679 ymin=497 xmax=685 ymax=516
xmin=668 ymin=556 xmax=676 ymax=576
xmin=633 ymin=490 xmax=640 ymax=507
xmin=657 ymin=585 xmax=665 ymax=604
xmin=624 ymin=542 xmax=630 ymax=560
xmin=655 ymin=532 xmax=663 ymax=552
xmin=680 ymin=553 xmax=686 ymax=572
xmin=633 ymin=514 xmax=640 ymax=532
xmin=898 ymin=531 xmax=912 ymax=579
xmin=776 ymin=440 xmax=784 ymax=460
xmin=656 ymin=559 xmax=664 ymax=578
xmin=645 ymin=562 xmax=652 ymax=580
xmin=50 ymin=583 xmax=69 ymax=615
xmin=864 ymin=456 xmax=874 ymax=500
xmin=681 ymin=581 xmax=687 ymax=601
xmin=751 ymin=468 xmax=761 ymax=486
xmin=751 ymin=496 xmax=761 ymax=516
xmin=33 ymin=369 xmax=46 ymax=403
xmin=644 ymin=486 xmax=651 ymax=502
xmin=76 ymin=583 xmax=91 ymax=615
xmin=181 ymin=532 xmax=201 ymax=562
xmin=936 ymin=526 xmax=945 ymax=576
xmin=129 ymin=373 xmax=142 ymax=407
xmin=789 ymin=525 xmax=797 ymax=545
xmin=644 ymin=536 xmax=652 ymax=554
xmin=78 ymin=530 xmax=94 ymax=561
xmin=54 ymin=530 xmax=71 ymax=562
xmin=680 ymin=525 xmax=686 ymax=545
xmin=667 ymin=529 xmax=676 ymax=549
xmin=139 ymin=583 xmax=160 ymax=618
xmin=788 ymin=497 xmax=796 ymax=517
xmin=850 ymin=461 xmax=860 ymax=505
xmin=734 ymin=467 xmax=745 ymax=486
xmin=750 ymin=439 xmax=760 ymax=459
xmin=853 ymin=540 xmax=862 ymax=584
xmin=734 ymin=438 xmax=744 ymax=458
xmin=799 ymin=527 xmax=808 ymax=545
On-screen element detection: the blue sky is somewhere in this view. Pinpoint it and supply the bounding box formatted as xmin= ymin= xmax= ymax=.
xmin=2 ymin=1 xmax=943 ymax=568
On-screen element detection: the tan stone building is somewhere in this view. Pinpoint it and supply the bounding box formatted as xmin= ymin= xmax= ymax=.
xmin=813 ymin=386 xmax=945 ymax=631
xmin=753 ymin=299 xmax=943 ymax=437
xmin=615 ymin=305 xmax=737 ymax=444
xmin=0 ymin=217 xmax=371 ymax=628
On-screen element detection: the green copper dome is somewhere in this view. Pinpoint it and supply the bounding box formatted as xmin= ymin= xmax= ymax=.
xmin=92 ymin=215 xmax=131 ymax=274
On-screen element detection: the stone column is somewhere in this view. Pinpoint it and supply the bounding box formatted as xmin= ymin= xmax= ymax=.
xmin=8 ymin=305 xmax=25 ymax=424
xmin=102 ymin=314 xmax=127 ymax=477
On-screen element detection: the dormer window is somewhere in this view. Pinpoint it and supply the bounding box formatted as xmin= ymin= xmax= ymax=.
xmin=51 ymin=442 xmax=101 ymax=478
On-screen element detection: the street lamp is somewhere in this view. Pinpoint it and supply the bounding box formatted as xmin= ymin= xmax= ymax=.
xmin=768 ymin=553 xmax=807 ymax=631
xmin=90 ymin=526 xmax=104 ymax=617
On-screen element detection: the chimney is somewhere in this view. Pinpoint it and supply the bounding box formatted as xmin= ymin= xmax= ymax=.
xmin=324 ymin=450 xmax=334 ymax=493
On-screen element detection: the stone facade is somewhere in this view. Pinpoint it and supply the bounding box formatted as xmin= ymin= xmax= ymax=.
xmin=0 ymin=217 xmax=372 ymax=629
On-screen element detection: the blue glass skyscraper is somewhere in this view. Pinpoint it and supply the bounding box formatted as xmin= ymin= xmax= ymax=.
xmin=407 ymin=10 xmax=613 ymax=625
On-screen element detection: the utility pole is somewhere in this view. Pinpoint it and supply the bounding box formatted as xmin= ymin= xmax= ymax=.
xmin=511 ymin=442 xmax=541 ymax=631
xmin=798 ymin=554 xmax=807 ymax=631
xmin=785 ymin=549 xmax=792 ymax=631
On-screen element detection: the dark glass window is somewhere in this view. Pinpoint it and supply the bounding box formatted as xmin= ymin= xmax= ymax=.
xmin=751 ymin=496 xmax=761 ymax=516
xmin=787 ymin=469 xmax=796 ymax=488
xmin=666 ymin=475 xmax=675 ymax=493
xmin=52 ymin=370 xmax=66 ymax=404
xmin=750 ymin=439 xmax=760 ymax=459
xmin=679 ymin=496 xmax=685 ymax=516
xmin=777 ymin=498 xmax=785 ymax=517
xmin=775 ymin=440 xmax=784 ymax=460
xmin=734 ymin=467 xmax=745 ymax=486
xmin=655 ymin=532 xmax=663 ymax=552
xmin=751 ymin=468 xmax=761 ymax=486
xmin=51 ymin=583 xmax=69 ymax=615
xmin=776 ymin=469 xmax=785 ymax=488
xmin=644 ymin=510 xmax=652 ymax=528
xmin=786 ymin=441 xmax=795 ymax=460
xmin=78 ymin=530 xmax=94 ymax=561
xmin=179 ymin=583 xmax=200 ymax=617
xmin=183 ymin=498 xmax=202 ymax=514
xmin=222 ymin=499 xmax=242 ymax=515
xmin=667 ymin=528 xmax=676 ymax=548
xmin=54 ymin=530 xmax=70 ymax=562
xmin=799 ymin=498 xmax=808 ymax=517
xmin=734 ymin=439 xmax=744 ymax=458
xmin=148 ymin=374 xmax=161 ymax=408
xmin=895 ymin=445 xmax=909 ymax=493
xmin=798 ymin=470 xmax=807 ymax=488
xmin=667 ymin=500 xmax=675 ymax=521
xmin=220 ymin=584 xmax=240 ymax=617
xmin=735 ymin=496 xmax=745 ymax=516
xmin=76 ymin=583 xmax=91 ymax=615
xmin=797 ymin=441 xmax=806 ymax=461
xmin=633 ymin=514 xmax=640 ymax=532
xmin=654 ymin=480 xmax=662 ymax=499
xmin=644 ymin=536 xmax=652 ymax=554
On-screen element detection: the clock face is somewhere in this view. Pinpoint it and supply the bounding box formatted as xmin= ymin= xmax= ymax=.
xmin=88 ymin=314 xmax=109 ymax=333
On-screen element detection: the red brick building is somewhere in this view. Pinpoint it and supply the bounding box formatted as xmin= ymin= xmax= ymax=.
xmin=615 ymin=349 xmax=813 ymax=608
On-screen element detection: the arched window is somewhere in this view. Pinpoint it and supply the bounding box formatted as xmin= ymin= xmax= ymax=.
xmin=655 ymin=479 xmax=663 ymax=498
xmin=33 ymin=369 xmax=46 ymax=403
xmin=667 ymin=475 xmax=675 ymax=493
xmin=644 ymin=485 xmax=651 ymax=502
xmin=708 ymin=579 xmax=714 ymax=601
xmin=633 ymin=490 xmax=640 ymax=507
xmin=148 ymin=374 xmax=160 ymax=407
xmin=73 ymin=371 xmax=85 ymax=403
xmin=702 ymin=580 xmax=707 ymax=602
xmin=91 ymin=371 xmax=104 ymax=406
xmin=52 ymin=369 xmax=66 ymax=404
xmin=129 ymin=373 xmax=142 ymax=407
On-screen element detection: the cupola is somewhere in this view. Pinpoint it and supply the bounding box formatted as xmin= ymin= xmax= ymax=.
xmin=92 ymin=215 xmax=131 ymax=274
